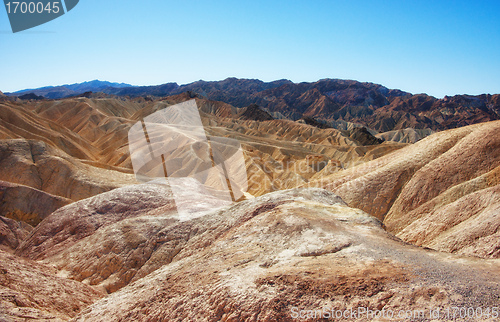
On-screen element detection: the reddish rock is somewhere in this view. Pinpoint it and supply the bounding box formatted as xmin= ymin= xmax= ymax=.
xmin=0 ymin=250 xmax=103 ymax=321
xmin=0 ymin=216 xmax=32 ymax=252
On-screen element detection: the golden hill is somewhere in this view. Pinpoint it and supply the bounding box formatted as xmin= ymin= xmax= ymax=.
xmin=0 ymin=96 xmax=405 ymax=202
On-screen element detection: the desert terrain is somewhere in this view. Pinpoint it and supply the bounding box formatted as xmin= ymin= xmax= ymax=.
xmin=1 ymin=79 xmax=499 ymax=321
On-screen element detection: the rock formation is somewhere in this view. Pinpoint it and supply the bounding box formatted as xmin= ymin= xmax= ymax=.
xmin=10 ymin=78 xmax=500 ymax=134
xmin=235 ymin=103 xmax=275 ymax=121
xmin=347 ymin=127 xmax=384 ymax=146
xmin=0 ymin=139 xmax=136 ymax=201
xmin=0 ymin=180 xmax=71 ymax=226
xmin=3 ymin=185 xmax=498 ymax=321
xmin=376 ymin=128 xmax=435 ymax=143
xmin=1 ymin=96 xmax=406 ymax=202
xmin=0 ymin=216 xmax=32 ymax=252
xmin=42 ymin=187 xmax=497 ymax=321
xmin=317 ymin=120 xmax=500 ymax=258
xmin=1 ymin=89 xmax=499 ymax=321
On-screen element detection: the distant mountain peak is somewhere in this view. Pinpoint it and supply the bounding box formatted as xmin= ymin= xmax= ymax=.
xmin=7 ymin=80 xmax=133 ymax=99
xmin=71 ymin=79 xmax=132 ymax=88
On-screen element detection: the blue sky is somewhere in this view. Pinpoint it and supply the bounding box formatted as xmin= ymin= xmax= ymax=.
xmin=0 ymin=0 xmax=499 ymax=97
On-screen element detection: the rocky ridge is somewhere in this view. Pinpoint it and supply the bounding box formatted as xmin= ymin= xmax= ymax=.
xmin=8 ymin=78 xmax=500 ymax=134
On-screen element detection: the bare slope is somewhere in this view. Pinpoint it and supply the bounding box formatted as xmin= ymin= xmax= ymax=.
xmin=316 ymin=120 xmax=500 ymax=258
xmin=1 ymin=96 xmax=405 ymax=199
xmin=0 ymin=216 xmax=32 ymax=252
xmin=16 ymin=186 xmax=491 ymax=322
xmin=0 ymin=139 xmax=136 ymax=201
xmin=0 ymin=250 xmax=103 ymax=321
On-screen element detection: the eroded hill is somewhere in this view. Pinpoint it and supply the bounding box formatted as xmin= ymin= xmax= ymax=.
xmin=315 ymin=120 xmax=500 ymax=259
xmin=0 ymin=95 xmax=405 ymax=202
xmin=5 ymin=187 xmax=500 ymax=321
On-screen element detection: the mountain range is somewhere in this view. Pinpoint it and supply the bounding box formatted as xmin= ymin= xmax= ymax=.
xmin=6 ymin=78 xmax=499 ymax=133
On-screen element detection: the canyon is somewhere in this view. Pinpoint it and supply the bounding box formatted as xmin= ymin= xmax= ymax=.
xmin=1 ymin=81 xmax=499 ymax=321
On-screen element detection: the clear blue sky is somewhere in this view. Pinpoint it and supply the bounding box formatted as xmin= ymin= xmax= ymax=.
xmin=1 ymin=0 xmax=499 ymax=97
